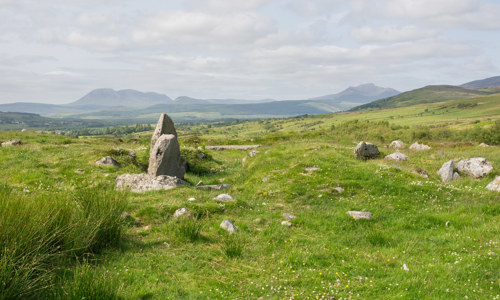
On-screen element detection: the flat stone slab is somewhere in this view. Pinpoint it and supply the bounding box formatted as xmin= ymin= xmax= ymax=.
xmin=205 ymin=145 xmax=261 ymax=151
xmin=115 ymin=174 xmax=188 ymax=192
xmin=196 ymin=184 xmax=232 ymax=190
xmin=486 ymin=176 xmax=500 ymax=191
xmin=384 ymin=152 xmax=409 ymax=161
xmin=347 ymin=211 xmax=373 ymax=220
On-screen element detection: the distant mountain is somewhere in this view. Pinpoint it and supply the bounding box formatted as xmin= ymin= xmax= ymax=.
xmin=173 ymin=96 xmax=276 ymax=104
xmin=68 ymin=89 xmax=172 ymax=108
xmin=350 ymin=85 xmax=490 ymax=111
xmin=309 ymin=83 xmax=400 ymax=102
xmin=0 ymin=102 xmax=68 ymax=115
xmin=460 ymin=75 xmax=500 ymax=89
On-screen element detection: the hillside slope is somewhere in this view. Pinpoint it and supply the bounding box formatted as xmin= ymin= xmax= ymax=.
xmin=460 ymin=75 xmax=500 ymax=89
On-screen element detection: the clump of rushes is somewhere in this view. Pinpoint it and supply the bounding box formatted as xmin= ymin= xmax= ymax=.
xmin=223 ymin=235 xmax=244 ymax=258
xmin=174 ymin=218 xmax=203 ymax=242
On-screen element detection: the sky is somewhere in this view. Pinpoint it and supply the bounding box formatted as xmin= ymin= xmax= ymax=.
xmin=1 ymin=0 xmax=499 ymax=104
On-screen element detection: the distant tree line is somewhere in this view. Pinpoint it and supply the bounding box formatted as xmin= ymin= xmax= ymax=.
xmin=65 ymin=123 xmax=153 ymax=137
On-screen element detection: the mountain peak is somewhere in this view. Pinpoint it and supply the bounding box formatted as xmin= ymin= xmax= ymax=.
xmin=309 ymin=83 xmax=400 ymax=102
xmin=69 ymin=89 xmax=172 ymax=108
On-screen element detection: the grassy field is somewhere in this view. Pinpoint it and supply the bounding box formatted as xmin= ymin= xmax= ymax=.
xmin=0 ymin=100 xmax=499 ymax=299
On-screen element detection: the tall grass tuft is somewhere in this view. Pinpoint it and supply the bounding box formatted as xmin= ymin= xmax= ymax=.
xmin=174 ymin=218 xmax=202 ymax=242
xmin=223 ymin=235 xmax=244 ymax=258
xmin=0 ymin=184 xmax=127 ymax=299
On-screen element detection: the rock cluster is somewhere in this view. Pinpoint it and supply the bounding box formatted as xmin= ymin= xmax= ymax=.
xmin=354 ymin=141 xmax=380 ymax=159
xmin=389 ymin=140 xmax=404 ymax=149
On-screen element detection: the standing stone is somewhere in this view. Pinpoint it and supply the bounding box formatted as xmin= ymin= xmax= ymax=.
xmin=486 ymin=176 xmax=500 ymax=191
xmin=150 ymin=113 xmax=177 ymax=150
xmin=389 ymin=140 xmax=404 ymax=149
xmin=354 ymin=141 xmax=380 ymax=159
xmin=148 ymin=134 xmax=185 ymax=178
xmin=437 ymin=160 xmax=455 ymax=182
xmin=456 ymin=158 xmax=493 ymax=178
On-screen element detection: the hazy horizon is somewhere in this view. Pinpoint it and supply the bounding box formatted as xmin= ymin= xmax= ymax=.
xmin=1 ymin=0 xmax=499 ymax=104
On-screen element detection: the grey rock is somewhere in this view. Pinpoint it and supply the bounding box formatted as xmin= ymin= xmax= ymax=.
xmin=214 ymin=194 xmax=235 ymax=202
xmin=334 ymin=187 xmax=344 ymax=193
xmin=196 ymin=184 xmax=232 ymax=190
xmin=96 ymin=156 xmax=119 ymax=167
xmin=188 ymin=197 xmax=196 ymax=201
xmin=220 ymin=220 xmax=237 ymax=234
xmin=283 ymin=213 xmax=297 ymax=220
xmin=242 ymin=156 xmax=247 ymax=167
xmin=347 ymin=211 xmax=373 ymax=220
xmin=262 ymin=176 xmax=269 ymax=182
xmin=389 ymin=140 xmax=404 ymax=148
xmin=206 ymin=145 xmax=261 ymax=151
xmin=453 ymin=172 xmax=460 ymax=180
xmin=249 ymin=150 xmax=260 ymax=157
xmin=354 ymin=141 xmax=380 ymax=159
xmin=128 ymin=150 xmax=136 ymax=160
xmin=1 ymin=139 xmax=22 ymax=147
xmin=479 ymin=143 xmax=490 ymax=147
xmin=409 ymin=142 xmax=431 ymax=150
xmin=150 ymin=113 xmax=177 ymax=150
xmin=120 ymin=211 xmax=131 ymax=220
xmin=456 ymin=157 xmax=493 ymax=178
xmin=148 ymin=134 xmax=185 ymax=178
xmin=305 ymin=166 xmax=322 ymax=172
xmin=281 ymin=220 xmax=292 ymax=227
xmin=173 ymin=208 xmax=190 ymax=218
xmin=437 ymin=160 xmax=454 ymax=182
xmin=197 ymin=152 xmax=206 ymax=159
xmin=115 ymin=174 xmax=188 ymax=192
xmin=486 ymin=176 xmax=500 ymax=191
xmin=384 ymin=152 xmax=409 ymax=161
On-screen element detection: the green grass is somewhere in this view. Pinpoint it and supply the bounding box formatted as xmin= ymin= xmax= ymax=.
xmin=0 ymin=100 xmax=499 ymax=298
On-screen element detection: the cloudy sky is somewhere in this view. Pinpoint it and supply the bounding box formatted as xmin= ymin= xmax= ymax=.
xmin=1 ymin=0 xmax=499 ymax=104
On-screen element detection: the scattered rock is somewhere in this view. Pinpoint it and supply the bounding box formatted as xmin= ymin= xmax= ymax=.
xmin=389 ymin=140 xmax=404 ymax=148
xmin=120 ymin=211 xmax=131 ymax=220
xmin=242 ymin=156 xmax=247 ymax=167
xmin=163 ymin=242 xmax=171 ymax=247
xmin=196 ymin=180 xmax=204 ymax=186
xmin=214 ymin=194 xmax=235 ymax=202
xmin=197 ymin=152 xmax=207 ymax=159
xmin=96 ymin=156 xmax=119 ymax=167
xmin=403 ymin=264 xmax=409 ymax=271
xmin=188 ymin=197 xmax=196 ymax=201
xmin=453 ymin=172 xmax=460 ymax=180
xmin=75 ymin=169 xmax=85 ymax=174
xmin=218 ymin=178 xmax=225 ymax=183
xmin=265 ymin=150 xmax=271 ymax=154
xmin=479 ymin=143 xmax=489 ymax=147
xmin=281 ymin=221 xmax=292 ymax=227
xmin=1 ymin=139 xmax=22 ymax=147
xmin=134 ymin=218 xmax=142 ymax=226
xmin=220 ymin=220 xmax=237 ymax=234
xmin=305 ymin=166 xmax=322 ymax=172
xmin=456 ymin=157 xmax=493 ymax=178
xmin=253 ymin=218 xmax=261 ymax=223
xmin=283 ymin=213 xmax=297 ymax=220
xmin=384 ymin=152 xmax=409 ymax=161
xmin=148 ymin=133 xmax=185 ymax=178
xmin=347 ymin=211 xmax=373 ymax=220
xmin=206 ymin=145 xmax=261 ymax=151
xmin=334 ymin=187 xmax=344 ymax=193
xmin=128 ymin=150 xmax=137 ymax=160
xmin=354 ymin=141 xmax=380 ymax=159
xmin=249 ymin=150 xmax=260 ymax=157
xmin=115 ymin=174 xmax=189 ymax=192
xmin=414 ymin=168 xmax=429 ymax=179
xmin=262 ymin=176 xmax=269 ymax=182
xmin=21 ymin=129 xmax=27 ymax=132
xmin=486 ymin=176 xmax=500 ymax=191
xmin=173 ymin=208 xmax=190 ymax=218
xmin=196 ymin=184 xmax=232 ymax=190
xmin=437 ymin=160 xmax=454 ymax=182
xmin=409 ymin=142 xmax=431 ymax=150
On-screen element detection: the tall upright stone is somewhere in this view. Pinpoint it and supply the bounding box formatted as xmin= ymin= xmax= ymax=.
xmin=150 ymin=113 xmax=177 ymax=150
xmin=148 ymin=113 xmax=185 ymax=179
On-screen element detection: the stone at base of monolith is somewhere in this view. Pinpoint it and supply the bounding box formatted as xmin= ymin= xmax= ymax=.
xmin=115 ymin=174 xmax=188 ymax=193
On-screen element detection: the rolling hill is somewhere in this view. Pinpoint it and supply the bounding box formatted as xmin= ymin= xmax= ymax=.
xmin=349 ymin=85 xmax=491 ymax=111
xmin=460 ymin=75 xmax=500 ymax=89
xmin=309 ymin=83 xmax=400 ymax=102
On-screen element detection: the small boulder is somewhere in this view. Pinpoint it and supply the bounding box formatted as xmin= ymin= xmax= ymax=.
xmin=384 ymin=152 xmax=409 ymax=161
xmin=214 ymin=194 xmax=235 ymax=202
xmin=347 ymin=211 xmax=372 ymax=220
xmin=128 ymin=150 xmax=137 ymax=160
xmin=281 ymin=221 xmax=292 ymax=227
xmin=96 ymin=156 xmax=119 ymax=167
xmin=1 ymin=139 xmax=22 ymax=147
xmin=283 ymin=213 xmax=297 ymax=220
xmin=197 ymin=152 xmax=207 ymax=159
xmin=188 ymin=197 xmax=196 ymax=201
xmin=485 ymin=176 xmax=500 ymax=191
xmin=453 ymin=172 xmax=460 ymax=180
xmin=334 ymin=187 xmax=344 ymax=193
xmin=437 ymin=160 xmax=454 ymax=182
xmin=173 ymin=208 xmax=190 ymax=218
xmin=479 ymin=143 xmax=489 ymax=147
xmin=220 ymin=220 xmax=237 ymax=234
xmin=389 ymin=140 xmax=404 ymax=149
xmin=456 ymin=158 xmax=493 ymax=178
xmin=249 ymin=150 xmax=260 ymax=157
xmin=409 ymin=142 xmax=431 ymax=150
xmin=354 ymin=141 xmax=380 ymax=160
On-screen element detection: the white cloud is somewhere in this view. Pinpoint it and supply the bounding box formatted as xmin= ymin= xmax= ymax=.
xmin=385 ymin=0 xmax=480 ymax=19
xmin=352 ymin=25 xmax=437 ymax=43
xmin=288 ymin=0 xmax=345 ymax=17
xmin=186 ymin=0 xmax=270 ymax=13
